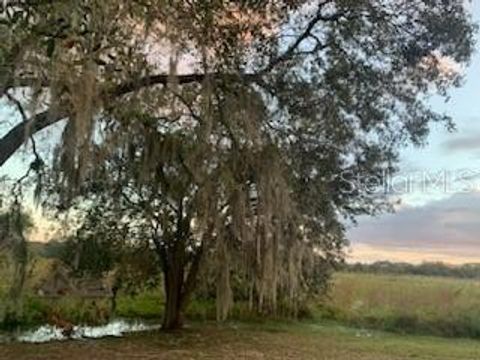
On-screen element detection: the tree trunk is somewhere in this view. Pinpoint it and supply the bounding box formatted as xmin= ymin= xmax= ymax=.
xmin=154 ymin=207 xmax=206 ymax=331
xmin=162 ymin=265 xmax=184 ymax=330
xmin=160 ymin=246 xmax=204 ymax=330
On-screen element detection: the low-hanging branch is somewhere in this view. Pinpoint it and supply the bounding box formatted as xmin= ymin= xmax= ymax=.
xmin=0 ymin=72 xmax=262 ymax=167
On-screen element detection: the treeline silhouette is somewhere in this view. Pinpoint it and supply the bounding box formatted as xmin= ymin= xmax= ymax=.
xmin=344 ymin=261 xmax=480 ymax=279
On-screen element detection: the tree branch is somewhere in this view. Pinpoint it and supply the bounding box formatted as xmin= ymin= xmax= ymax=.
xmin=262 ymin=2 xmax=343 ymax=73
xmin=0 ymin=110 xmax=66 ymax=167
xmin=0 ymin=72 xmax=260 ymax=168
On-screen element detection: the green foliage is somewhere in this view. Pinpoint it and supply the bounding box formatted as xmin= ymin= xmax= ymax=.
xmin=116 ymin=290 xmax=164 ymax=319
xmin=54 ymin=201 xmax=161 ymax=296
xmin=0 ymin=205 xmax=34 ymax=325
xmin=61 ymin=237 xmax=115 ymax=278
xmin=0 ymin=296 xmax=113 ymax=330
xmin=0 ymin=210 xmax=33 ymax=236
xmin=183 ymin=299 xmax=315 ymax=323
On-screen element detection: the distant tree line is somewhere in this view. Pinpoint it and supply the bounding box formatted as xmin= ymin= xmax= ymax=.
xmin=344 ymin=261 xmax=480 ymax=280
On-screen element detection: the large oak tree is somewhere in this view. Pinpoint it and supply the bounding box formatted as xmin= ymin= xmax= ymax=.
xmin=0 ymin=1 xmax=476 ymax=329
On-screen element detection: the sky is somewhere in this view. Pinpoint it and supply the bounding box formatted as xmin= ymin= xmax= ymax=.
xmin=3 ymin=4 xmax=480 ymax=263
xmin=347 ymin=1 xmax=480 ymax=264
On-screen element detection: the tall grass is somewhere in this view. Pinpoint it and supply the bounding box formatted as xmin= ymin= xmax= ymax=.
xmin=318 ymin=272 xmax=480 ymax=338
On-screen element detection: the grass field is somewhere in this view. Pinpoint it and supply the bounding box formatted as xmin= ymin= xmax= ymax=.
xmin=1 ymin=321 xmax=480 ymax=360
xmin=319 ymin=272 xmax=480 ymax=338
xmin=3 ymin=259 xmax=480 ymax=358
xmin=4 ymin=259 xmax=480 ymax=339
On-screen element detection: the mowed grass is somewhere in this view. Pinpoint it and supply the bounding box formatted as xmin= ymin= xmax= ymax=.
xmin=319 ymin=272 xmax=480 ymax=338
xmin=1 ymin=321 xmax=480 ymax=360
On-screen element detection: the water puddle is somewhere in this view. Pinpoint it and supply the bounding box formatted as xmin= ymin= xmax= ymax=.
xmin=3 ymin=320 xmax=161 ymax=344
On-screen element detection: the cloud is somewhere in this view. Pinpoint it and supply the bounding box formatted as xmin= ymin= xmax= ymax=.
xmin=440 ymin=118 xmax=480 ymax=154
xmin=442 ymin=135 xmax=480 ymax=152
xmin=347 ymin=191 xmax=480 ymax=263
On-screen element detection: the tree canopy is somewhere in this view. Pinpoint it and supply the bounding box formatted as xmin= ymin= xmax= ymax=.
xmin=0 ymin=0 xmax=476 ymax=329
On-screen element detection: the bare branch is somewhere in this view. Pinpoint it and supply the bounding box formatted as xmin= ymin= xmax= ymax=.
xmin=263 ymin=3 xmax=345 ymax=73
